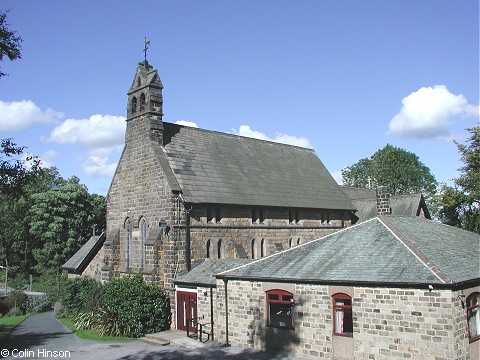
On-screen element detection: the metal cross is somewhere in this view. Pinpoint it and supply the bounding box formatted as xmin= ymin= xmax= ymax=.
xmin=144 ymin=37 xmax=150 ymax=63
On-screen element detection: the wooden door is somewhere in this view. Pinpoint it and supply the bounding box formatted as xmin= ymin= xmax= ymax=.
xmin=176 ymin=290 xmax=197 ymax=332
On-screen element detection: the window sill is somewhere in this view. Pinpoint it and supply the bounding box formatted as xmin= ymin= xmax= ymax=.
xmin=469 ymin=335 xmax=480 ymax=343
xmin=333 ymin=333 xmax=353 ymax=338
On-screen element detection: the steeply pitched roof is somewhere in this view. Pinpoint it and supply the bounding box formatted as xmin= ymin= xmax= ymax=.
xmin=62 ymin=233 xmax=105 ymax=274
xmin=341 ymin=186 xmax=430 ymax=222
xmin=175 ymin=259 xmax=252 ymax=287
xmin=217 ymin=216 xmax=480 ymax=287
xmin=161 ymin=123 xmax=355 ymax=210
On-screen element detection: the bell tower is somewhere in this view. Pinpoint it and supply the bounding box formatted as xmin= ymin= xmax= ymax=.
xmin=126 ymin=39 xmax=164 ymax=144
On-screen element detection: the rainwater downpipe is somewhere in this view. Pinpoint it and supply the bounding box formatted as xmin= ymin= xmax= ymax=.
xmin=224 ymin=278 xmax=230 ymax=346
xmin=185 ymin=206 xmax=191 ymax=272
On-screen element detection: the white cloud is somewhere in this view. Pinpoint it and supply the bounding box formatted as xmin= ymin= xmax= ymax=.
xmin=83 ymin=155 xmax=119 ymax=177
xmin=38 ymin=150 xmax=59 ymax=168
xmin=48 ymin=114 xmax=126 ymax=148
xmin=231 ymin=125 xmax=313 ymax=148
xmin=0 ymin=100 xmax=64 ymax=131
xmin=48 ymin=114 xmax=126 ymax=178
xmin=388 ymin=85 xmax=479 ymax=140
xmin=175 ymin=120 xmax=198 ymax=128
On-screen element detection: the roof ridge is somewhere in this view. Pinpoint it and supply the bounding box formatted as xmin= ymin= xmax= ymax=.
xmin=164 ymin=122 xmax=315 ymax=151
xmin=378 ymin=216 xmax=452 ymax=284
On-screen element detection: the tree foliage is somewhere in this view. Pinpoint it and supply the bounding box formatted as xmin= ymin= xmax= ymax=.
xmin=0 ymin=138 xmax=106 ymax=279
xmin=342 ymin=144 xmax=437 ymax=196
xmin=434 ymin=125 xmax=480 ymax=233
xmin=0 ymin=10 xmax=22 ymax=78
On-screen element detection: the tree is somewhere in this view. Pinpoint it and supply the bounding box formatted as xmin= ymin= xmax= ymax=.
xmin=434 ymin=125 xmax=480 ymax=233
xmin=0 ymin=10 xmax=22 ymax=78
xmin=342 ymin=144 xmax=438 ymax=196
xmin=28 ymin=177 xmax=96 ymax=272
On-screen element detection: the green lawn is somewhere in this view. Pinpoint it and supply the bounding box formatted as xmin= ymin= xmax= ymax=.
xmin=58 ymin=318 xmax=133 ymax=341
xmin=0 ymin=314 xmax=30 ymax=342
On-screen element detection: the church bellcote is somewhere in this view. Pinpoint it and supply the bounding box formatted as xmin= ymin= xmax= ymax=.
xmin=126 ymin=39 xmax=164 ymax=144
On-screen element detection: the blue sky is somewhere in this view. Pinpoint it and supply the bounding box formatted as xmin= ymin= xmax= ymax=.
xmin=0 ymin=0 xmax=478 ymax=195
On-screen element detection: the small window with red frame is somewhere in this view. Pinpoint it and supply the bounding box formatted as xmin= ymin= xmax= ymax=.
xmin=333 ymin=293 xmax=353 ymax=336
xmin=266 ymin=289 xmax=294 ymax=329
xmin=467 ymin=292 xmax=480 ymax=342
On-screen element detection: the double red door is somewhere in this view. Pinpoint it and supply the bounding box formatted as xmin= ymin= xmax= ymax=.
xmin=176 ymin=290 xmax=197 ymax=332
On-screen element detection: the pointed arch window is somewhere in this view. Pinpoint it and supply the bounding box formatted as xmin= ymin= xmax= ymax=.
xmin=140 ymin=218 xmax=148 ymax=268
xmin=251 ymin=239 xmax=257 ymax=259
xmin=217 ymin=239 xmax=224 ymax=259
xmin=206 ymin=239 xmax=211 ymax=258
xmin=132 ymin=97 xmax=137 ymax=113
xmin=137 ymin=77 xmax=141 ymax=87
xmin=260 ymin=238 xmax=267 ymax=258
xmin=125 ymin=218 xmax=133 ymax=268
xmin=140 ymin=93 xmax=146 ymax=111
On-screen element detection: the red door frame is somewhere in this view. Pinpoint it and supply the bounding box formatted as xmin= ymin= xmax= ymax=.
xmin=176 ymin=290 xmax=198 ymax=332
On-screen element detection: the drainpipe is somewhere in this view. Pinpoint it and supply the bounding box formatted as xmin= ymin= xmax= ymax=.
xmin=185 ymin=207 xmax=191 ymax=272
xmin=223 ymin=278 xmax=230 ymax=346
xmin=210 ymin=287 xmax=214 ymax=341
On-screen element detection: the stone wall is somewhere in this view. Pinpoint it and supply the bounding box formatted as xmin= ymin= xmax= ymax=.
xmin=215 ymin=280 xmax=472 ymax=359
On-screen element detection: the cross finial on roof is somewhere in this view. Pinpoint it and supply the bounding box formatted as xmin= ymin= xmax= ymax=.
xmin=143 ymin=37 xmax=150 ymax=64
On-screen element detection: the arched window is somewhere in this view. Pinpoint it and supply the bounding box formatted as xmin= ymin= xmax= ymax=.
xmin=206 ymin=239 xmax=211 ymax=258
xmin=467 ymin=292 xmax=480 ymax=342
xmin=266 ymin=289 xmax=294 ymax=329
xmin=333 ymin=293 xmax=353 ymax=336
xmin=289 ymin=238 xmax=294 ymax=248
xmin=251 ymin=239 xmax=257 ymax=259
xmin=125 ymin=218 xmax=133 ymax=268
xmin=260 ymin=238 xmax=266 ymax=258
xmin=140 ymin=218 xmax=148 ymax=268
xmin=217 ymin=239 xmax=224 ymax=259
xmin=137 ymin=77 xmax=141 ymax=87
xmin=140 ymin=93 xmax=146 ymax=111
xmin=297 ymin=237 xmax=301 ymax=246
xmin=132 ymin=97 xmax=137 ymax=113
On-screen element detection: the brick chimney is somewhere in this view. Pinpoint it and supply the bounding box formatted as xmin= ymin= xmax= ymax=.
xmin=376 ymin=186 xmax=391 ymax=215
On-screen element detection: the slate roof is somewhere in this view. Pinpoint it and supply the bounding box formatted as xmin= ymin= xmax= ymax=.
xmin=160 ymin=122 xmax=355 ymax=210
xmin=217 ymin=216 xmax=480 ymax=287
xmin=341 ymin=186 xmax=430 ymax=222
xmin=175 ymin=259 xmax=252 ymax=287
xmin=62 ymin=233 xmax=105 ymax=274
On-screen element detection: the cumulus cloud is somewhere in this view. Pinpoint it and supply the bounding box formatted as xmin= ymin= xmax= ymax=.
xmin=388 ymin=85 xmax=479 ymax=140
xmin=0 ymin=100 xmax=64 ymax=131
xmin=48 ymin=114 xmax=126 ymax=148
xmin=48 ymin=114 xmax=126 ymax=177
xmin=231 ymin=125 xmax=313 ymax=148
xmin=175 ymin=120 xmax=198 ymax=128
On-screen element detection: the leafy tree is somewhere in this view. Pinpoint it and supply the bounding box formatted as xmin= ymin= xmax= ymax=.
xmin=434 ymin=126 xmax=480 ymax=233
xmin=28 ymin=177 xmax=95 ymax=272
xmin=0 ymin=10 xmax=22 ymax=78
xmin=342 ymin=144 xmax=437 ymax=196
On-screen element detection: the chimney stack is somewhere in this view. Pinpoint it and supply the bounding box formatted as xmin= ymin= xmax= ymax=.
xmin=376 ymin=186 xmax=391 ymax=215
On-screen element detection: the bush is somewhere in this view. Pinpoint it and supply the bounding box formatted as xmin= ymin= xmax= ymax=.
xmin=58 ymin=276 xmax=101 ymax=317
xmin=25 ymin=294 xmax=52 ymax=313
xmin=74 ymin=275 xmax=170 ymax=338
xmin=6 ymin=307 xmax=23 ymax=317
xmin=5 ymin=290 xmax=26 ymax=314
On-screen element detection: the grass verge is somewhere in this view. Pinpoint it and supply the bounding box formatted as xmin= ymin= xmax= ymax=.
xmin=0 ymin=314 xmax=30 ymax=342
xmin=58 ymin=318 xmax=134 ymax=341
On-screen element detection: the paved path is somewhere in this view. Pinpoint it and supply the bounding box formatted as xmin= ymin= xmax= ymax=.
xmin=2 ymin=312 xmax=297 ymax=359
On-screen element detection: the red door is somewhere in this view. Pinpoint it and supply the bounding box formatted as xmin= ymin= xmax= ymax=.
xmin=176 ymin=290 xmax=197 ymax=332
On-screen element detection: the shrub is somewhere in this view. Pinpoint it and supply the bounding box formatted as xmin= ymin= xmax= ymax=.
xmin=58 ymin=276 xmax=101 ymax=317
xmin=6 ymin=307 xmax=23 ymax=317
xmin=97 ymin=275 xmax=170 ymax=338
xmin=5 ymin=290 xmax=26 ymax=314
xmin=25 ymin=294 xmax=52 ymax=313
